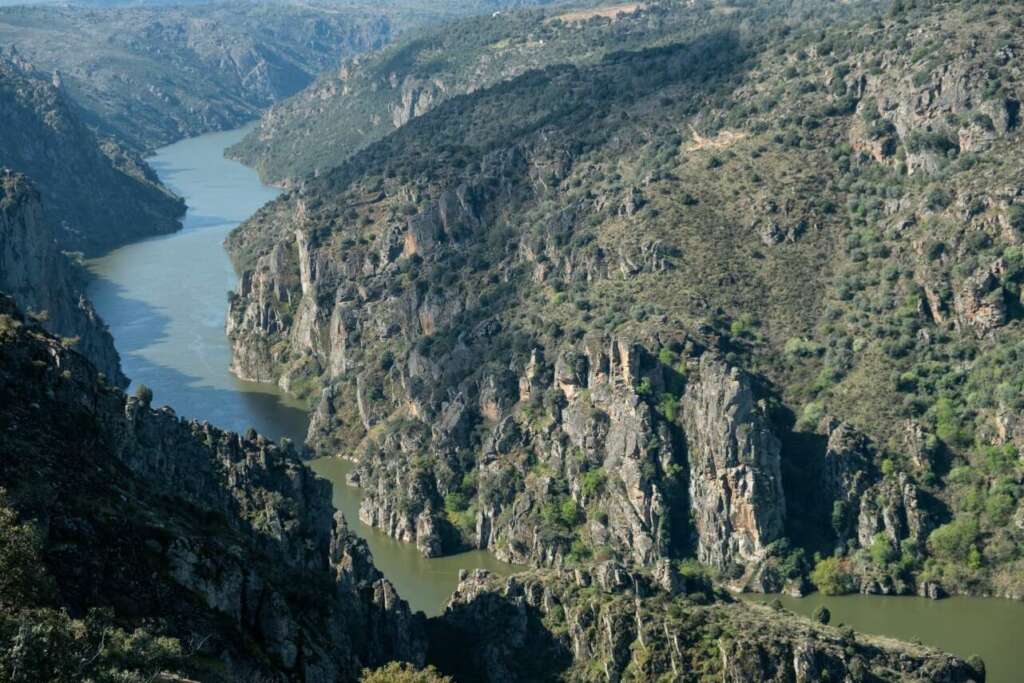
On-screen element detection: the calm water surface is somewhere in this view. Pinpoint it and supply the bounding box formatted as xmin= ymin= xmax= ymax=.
xmin=86 ymin=126 xmax=520 ymax=616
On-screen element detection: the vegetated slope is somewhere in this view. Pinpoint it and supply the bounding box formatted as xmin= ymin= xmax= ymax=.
xmin=0 ymin=0 xmax=571 ymax=152
xmin=0 ymin=294 xmax=425 ymax=682
xmin=0 ymin=171 xmax=127 ymax=386
xmin=428 ymin=566 xmax=983 ymax=682
xmin=0 ymin=54 xmax=183 ymax=254
xmin=0 ymin=2 xmax=396 ymax=151
xmin=228 ymin=2 xmax=696 ymax=185
xmin=0 ymin=295 xmax=983 ymax=683
xmin=226 ymin=0 xmax=1024 ymax=603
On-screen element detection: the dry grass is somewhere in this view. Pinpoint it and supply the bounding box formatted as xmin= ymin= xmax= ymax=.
xmin=548 ymin=3 xmax=644 ymax=25
xmin=684 ymin=125 xmax=747 ymax=152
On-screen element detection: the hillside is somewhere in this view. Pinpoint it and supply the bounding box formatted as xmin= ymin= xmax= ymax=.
xmin=0 ymin=0 xmax=571 ymax=153
xmin=0 ymin=294 xmax=425 ymax=681
xmin=0 ymin=54 xmax=183 ymax=254
xmin=0 ymin=171 xmax=126 ymax=386
xmin=0 ymin=3 xmax=395 ymax=151
xmin=225 ymin=0 xmax=1024 ymax=603
xmin=228 ymin=2 xmax=687 ymax=184
xmin=0 ymin=292 xmax=982 ymax=681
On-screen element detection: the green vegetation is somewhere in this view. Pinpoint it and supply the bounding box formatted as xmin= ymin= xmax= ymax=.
xmin=361 ymin=662 xmax=453 ymax=682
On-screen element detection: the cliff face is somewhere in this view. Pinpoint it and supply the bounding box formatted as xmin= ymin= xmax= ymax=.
xmin=0 ymin=295 xmax=425 ymax=681
xmin=0 ymin=54 xmax=183 ymax=254
xmin=224 ymin=0 xmax=1024 ymax=599
xmin=428 ymin=566 xmax=983 ymax=682
xmin=0 ymin=170 xmax=126 ymax=387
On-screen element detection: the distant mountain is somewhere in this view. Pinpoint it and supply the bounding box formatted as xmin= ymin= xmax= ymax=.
xmin=0 ymin=55 xmax=183 ymax=254
xmin=228 ymin=2 xmax=700 ymax=185
xmin=0 ymin=3 xmax=395 ymax=150
xmin=0 ymin=1 xmax=570 ymax=151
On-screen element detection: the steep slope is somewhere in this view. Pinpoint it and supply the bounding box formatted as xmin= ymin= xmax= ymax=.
xmin=225 ymin=0 xmax=1024 ymax=601
xmin=0 ymin=295 xmax=425 ymax=681
xmin=0 ymin=171 xmax=126 ymax=386
xmin=0 ymin=54 xmax=183 ymax=254
xmin=428 ymin=565 xmax=983 ymax=682
xmin=228 ymin=2 xmax=689 ymax=185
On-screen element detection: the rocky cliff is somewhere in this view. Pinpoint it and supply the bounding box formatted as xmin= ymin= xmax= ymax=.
xmin=226 ymin=0 xmax=1024 ymax=599
xmin=427 ymin=565 xmax=983 ymax=682
xmin=0 ymin=294 xmax=425 ymax=681
xmin=0 ymin=170 xmax=126 ymax=387
xmin=0 ymin=54 xmax=183 ymax=254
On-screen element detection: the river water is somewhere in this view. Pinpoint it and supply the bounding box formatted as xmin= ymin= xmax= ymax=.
xmin=85 ymin=126 xmax=1024 ymax=672
xmin=86 ymin=126 xmax=519 ymax=617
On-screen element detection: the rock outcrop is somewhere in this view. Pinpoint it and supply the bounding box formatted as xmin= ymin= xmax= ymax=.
xmin=0 ymin=170 xmax=126 ymax=386
xmin=682 ymin=355 xmax=785 ymax=575
xmin=427 ymin=567 xmax=984 ymax=682
xmin=0 ymin=295 xmax=425 ymax=681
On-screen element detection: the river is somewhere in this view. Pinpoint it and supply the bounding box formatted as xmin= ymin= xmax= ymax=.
xmin=86 ymin=126 xmax=520 ymax=617
xmin=85 ymin=127 xmax=1024 ymax=675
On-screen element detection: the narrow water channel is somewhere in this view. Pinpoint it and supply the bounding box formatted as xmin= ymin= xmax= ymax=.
xmin=86 ymin=126 xmax=519 ymax=617
xmin=84 ymin=127 xmax=1024 ymax=673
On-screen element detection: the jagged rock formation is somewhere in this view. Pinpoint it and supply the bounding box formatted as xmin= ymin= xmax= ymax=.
xmin=427 ymin=566 xmax=984 ymax=682
xmin=0 ymin=295 xmax=425 ymax=681
xmin=0 ymin=54 xmax=183 ymax=254
xmin=682 ymin=355 xmax=785 ymax=576
xmin=225 ymin=0 xmax=1024 ymax=599
xmin=0 ymin=170 xmax=126 ymax=386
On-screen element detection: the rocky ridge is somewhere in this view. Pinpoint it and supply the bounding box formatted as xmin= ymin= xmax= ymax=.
xmin=0 ymin=170 xmax=126 ymax=386
xmin=0 ymin=294 xmax=425 ymax=681
xmin=428 ymin=565 xmax=983 ymax=682
xmin=224 ymin=0 xmax=1024 ymax=600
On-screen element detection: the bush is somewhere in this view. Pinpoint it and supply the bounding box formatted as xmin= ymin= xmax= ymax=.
xmin=814 ymin=605 xmax=831 ymax=625
xmin=928 ymin=518 xmax=979 ymax=560
xmin=810 ymin=556 xmax=854 ymax=595
xmin=361 ymin=663 xmax=453 ymax=682
xmin=134 ymin=384 xmax=154 ymax=408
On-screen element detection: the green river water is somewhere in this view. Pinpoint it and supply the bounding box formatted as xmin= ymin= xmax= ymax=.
xmin=84 ymin=127 xmax=1024 ymax=675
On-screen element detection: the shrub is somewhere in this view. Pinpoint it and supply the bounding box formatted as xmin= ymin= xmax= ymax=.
xmin=810 ymin=556 xmax=854 ymax=595
xmin=928 ymin=518 xmax=979 ymax=560
xmin=814 ymin=605 xmax=831 ymax=625
xmin=134 ymin=384 xmax=154 ymax=408
xmin=361 ymin=663 xmax=453 ymax=683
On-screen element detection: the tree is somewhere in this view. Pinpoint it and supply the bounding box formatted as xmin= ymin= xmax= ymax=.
xmin=134 ymin=383 xmax=154 ymax=409
xmin=814 ymin=606 xmax=831 ymax=625
xmin=810 ymin=557 xmax=853 ymax=595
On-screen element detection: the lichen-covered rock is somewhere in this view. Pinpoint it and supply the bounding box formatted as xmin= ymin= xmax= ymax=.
xmin=682 ymin=355 xmax=785 ymax=577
